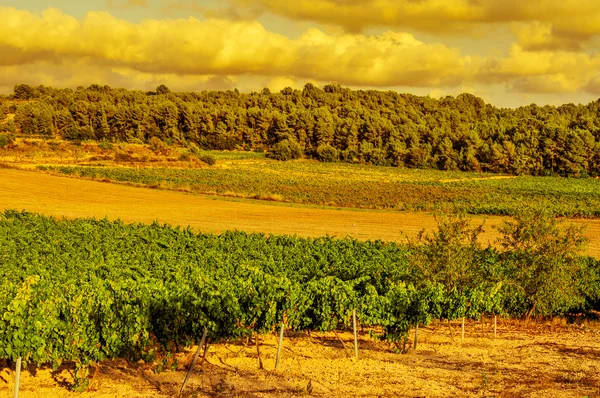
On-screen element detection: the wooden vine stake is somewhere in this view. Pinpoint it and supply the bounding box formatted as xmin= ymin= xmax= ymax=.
xmin=352 ymin=309 xmax=358 ymax=359
xmin=414 ymin=322 xmax=419 ymax=351
xmin=448 ymin=319 xmax=454 ymax=342
xmin=256 ymin=332 xmax=264 ymax=370
xmin=180 ymin=328 xmax=208 ymax=394
xmin=461 ymin=317 xmax=465 ymax=343
xmin=494 ymin=315 xmax=497 ymax=339
xmin=275 ymin=322 xmax=285 ymax=370
xmin=14 ymin=357 xmax=21 ymax=398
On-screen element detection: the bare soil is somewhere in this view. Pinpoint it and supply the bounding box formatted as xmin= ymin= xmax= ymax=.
xmin=1 ymin=319 xmax=599 ymax=397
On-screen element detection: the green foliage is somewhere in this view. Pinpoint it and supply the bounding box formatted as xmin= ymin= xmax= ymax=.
xmin=0 ymin=210 xmax=596 ymax=390
xmin=8 ymin=83 xmax=600 ymax=176
xmin=0 ymin=120 xmax=16 ymax=134
xmin=0 ymin=133 xmax=15 ymax=148
xmin=98 ymin=139 xmax=113 ymax=150
xmin=267 ymin=139 xmax=303 ymax=161
xmin=13 ymin=84 xmax=35 ymax=100
xmin=178 ymin=150 xmax=192 ymax=161
xmin=186 ymin=143 xmax=217 ymax=164
xmin=114 ymin=151 xmax=135 ymax=163
xmin=199 ymin=153 xmax=216 ymax=165
xmin=412 ymin=214 xmax=501 ymax=319
xmin=15 ymin=101 xmax=54 ymax=136
xmin=578 ymin=257 xmax=600 ymax=311
xmin=359 ymin=142 xmax=389 ymax=166
xmin=0 ymin=211 xmax=414 ymax=376
xmin=40 ymin=162 xmax=600 ymax=218
xmin=316 ymin=144 xmax=339 ymax=162
xmin=156 ymin=85 xmax=171 ymax=95
xmin=498 ymin=208 xmax=588 ymax=317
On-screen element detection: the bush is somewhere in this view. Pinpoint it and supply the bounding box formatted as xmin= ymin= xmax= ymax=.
xmin=149 ymin=137 xmax=168 ymax=155
xmin=0 ymin=133 xmax=15 ymax=148
xmin=64 ymin=126 xmax=95 ymax=141
xmin=578 ymin=257 xmax=600 ymax=312
xmin=316 ymin=144 xmax=339 ymax=162
xmin=114 ymin=151 xmax=134 ymax=163
xmin=498 ymin=208 xmax=588 ymax=317
xmin=199 ymin=154 xmax=216 ymax=165
xmin=0 ymin=120 xmax=16 ymax=134
xmin=412 ymin=213 xmax=489 ymax=320
xmin=339 ymin=148 xmax=359 ymax=163
xmin=178 ymin=151 xmax=192 ymax=162
xmin=267 ymin=139 xmax=303 ymax=161
xmin=187 ymin=143 xmax=200 ymax=154
xmin=98 ymin=139 xmax=113 ymax=150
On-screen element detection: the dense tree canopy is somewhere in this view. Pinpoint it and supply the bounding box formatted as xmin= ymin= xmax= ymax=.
xmin=4 ymin=83 xmax=600 ymax=176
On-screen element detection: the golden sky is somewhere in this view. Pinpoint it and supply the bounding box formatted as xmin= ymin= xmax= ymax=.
xmin=2 ymin=0 xmax=600 ymax=107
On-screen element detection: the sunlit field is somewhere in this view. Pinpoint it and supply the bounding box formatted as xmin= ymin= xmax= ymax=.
xmin=26 ymin=146 xmax=600 ymax=218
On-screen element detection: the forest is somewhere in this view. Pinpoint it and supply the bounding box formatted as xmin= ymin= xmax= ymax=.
xmin=1 ymin=83 xmax=600 ymax=176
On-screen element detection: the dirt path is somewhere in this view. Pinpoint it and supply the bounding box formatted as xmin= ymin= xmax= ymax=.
xmin=1 ymin=320 xmax=599 ymax=397
xmin=2 ymin=168 xmax=600 ymax=258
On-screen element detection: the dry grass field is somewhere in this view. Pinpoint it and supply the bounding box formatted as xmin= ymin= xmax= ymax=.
xmin=1 ymin=319 xmax=599 ymax=397
xmin=5 ymin=138 xmax=600 ymax=218
xmin=2 ymin=167 xmax=600 ymax=258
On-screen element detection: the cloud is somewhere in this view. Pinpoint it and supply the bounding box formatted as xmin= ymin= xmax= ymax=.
xmin=510 ymin=75 xmax=585 ymax=95
xmin=584 ymin=77 xmax=600 ymax=96
xmin=106 ymin=0 xmax=149 ymax=9
xmin=0 ymin=7 xmax=476 ymax=90
xmin=160 ymin=0 xmax=262 ymax=20
xmin=475 ymin=44 xmax=600 ymax=94
xmin=512 ymin=22 xmax=585 ymax=52
xmin=229 ymin=0 xmax=484 ymax=34
xmin=2 ymin=6 xmax=600 ymax=100
xmin=293 ymin=29 xmax=477 ymax=87
xmin=224 ymin=0 xmax=600 ymax=43
xmin=265 ymin=77 xmax=303 ymax=92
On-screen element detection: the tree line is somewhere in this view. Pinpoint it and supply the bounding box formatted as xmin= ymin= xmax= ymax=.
xmin=2 ymin=83 xmax=600 ymax=176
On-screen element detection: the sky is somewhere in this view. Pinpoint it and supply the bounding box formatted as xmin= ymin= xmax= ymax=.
xmin=2 ymin=0 xmax=600 ymax=107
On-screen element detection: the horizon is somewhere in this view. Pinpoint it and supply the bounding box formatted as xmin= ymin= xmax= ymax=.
xmin=6 ymin=82 xmax=600 ymax=111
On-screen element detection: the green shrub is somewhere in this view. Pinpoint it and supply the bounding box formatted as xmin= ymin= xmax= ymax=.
xmin=316 ymin=144 xmax=339 ymax=162
xmin=267 ymin=139 xmax=303 ymax=161
xmin=199 ymin=154 xmax=216 ymax=165
xmin=187 ymin=143 xmax=200 ymax=154
xmin=0 ymin=120 xmax=16 ymax=134
xmin=98 ymin=139 xmax=113 ymax=150
xmin=0 ymin=133 xmax=15 ymax=148
xmin=114 ymin=151 xmax=134 ymax=162
xmin=498 ymin=208 xmax=588 ymax=317
xmin=178 ymin=151 xmax=192 ymax=162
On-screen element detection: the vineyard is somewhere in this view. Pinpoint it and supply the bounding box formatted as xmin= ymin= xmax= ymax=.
xmin=39 ymin=155 xmax=600 ymax=217
xmin=1 ymin=210 xmax=599 ymax=391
